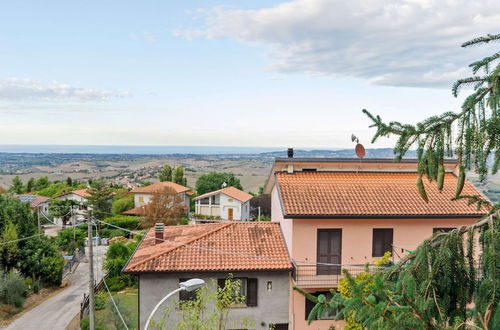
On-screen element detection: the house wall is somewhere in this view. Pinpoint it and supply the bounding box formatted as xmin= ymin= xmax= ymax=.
xmin=286 ymin=217 xmax=479 ymax=330
xmin=219 ymin=193 xmax=244 ymax=220
xmin=138 ymin=271 xmax=290 ymax=329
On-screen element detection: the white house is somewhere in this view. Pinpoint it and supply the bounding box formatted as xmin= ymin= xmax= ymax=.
xmin=193 ymin=186 xmax=252 ymax=221
xmin=55 ymin=189 xmax=92 ymax=225
xmin=123 ymin=181 xmax=191 ymax=215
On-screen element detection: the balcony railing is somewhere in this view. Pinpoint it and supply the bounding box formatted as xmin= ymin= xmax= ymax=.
xmin=292 ymin=262 xmax=372 ymax=288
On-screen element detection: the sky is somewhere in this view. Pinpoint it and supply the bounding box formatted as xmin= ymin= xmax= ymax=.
xmin=0 ymin=0 xmax=499 ymax=149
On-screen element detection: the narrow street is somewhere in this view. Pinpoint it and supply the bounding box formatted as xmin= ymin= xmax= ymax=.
xmin=3 ymin=246 xmax=107 ymax=330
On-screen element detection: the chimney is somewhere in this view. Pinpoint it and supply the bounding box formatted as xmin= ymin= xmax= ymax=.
xmin=154 ymin=223 xmax=164 ymax=245
xmin=287 ymin=148 xmax=294 ymax=158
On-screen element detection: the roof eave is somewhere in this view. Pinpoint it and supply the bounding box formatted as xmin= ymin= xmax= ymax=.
xmin=283 ymin=213 xmax=486 ymax=219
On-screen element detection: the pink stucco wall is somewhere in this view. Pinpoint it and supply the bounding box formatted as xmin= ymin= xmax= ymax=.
xmin=286 ymin=217 xmax=479 ymax=330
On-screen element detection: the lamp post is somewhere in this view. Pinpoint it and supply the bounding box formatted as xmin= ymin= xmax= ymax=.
xmin=144 ymin=278 xmax=205 ymax=330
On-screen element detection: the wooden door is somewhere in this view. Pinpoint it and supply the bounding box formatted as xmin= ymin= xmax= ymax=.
xmin=317 ymin=229 xmax=342 ymax=275
xmin=228 ymin=208 xmax=233 ymax=220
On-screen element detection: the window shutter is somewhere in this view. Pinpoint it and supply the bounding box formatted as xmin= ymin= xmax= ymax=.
xmin=246 ymin=278 xmax=258 ymax=307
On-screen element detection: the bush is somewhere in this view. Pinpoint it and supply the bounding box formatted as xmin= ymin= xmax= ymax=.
xmin=33 ymin=280 xmax=40 ymax=294
xmin=111 ymin=195 xmax=134 ymax=215
xmin=191 ymin=213 xmax=222 ymax=220
xmin=0 ymin=271 xmax=28 ymax=307
xmin=18 ymin=236 xmax=64 ymax=286
xmin=103 ymin=215 xmax=140 ymax=230
xmin=95 ymin=291 xmax=106 ymax=310
xmin=109 ymin=229 xmax=126 ymax=238
xmin=106 ymin=277 xmax=126 ymax=292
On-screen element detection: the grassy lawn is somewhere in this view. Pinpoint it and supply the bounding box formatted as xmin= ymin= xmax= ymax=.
xmin=83 ymin=287 xmax=138 ymax=330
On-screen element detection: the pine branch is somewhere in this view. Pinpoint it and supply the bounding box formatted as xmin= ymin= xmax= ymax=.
xmin=462 ymin=34 xmax=500 ymax=48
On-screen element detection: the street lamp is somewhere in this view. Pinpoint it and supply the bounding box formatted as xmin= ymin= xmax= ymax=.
xmin=144 ymin=278 xmax=205 ymax=330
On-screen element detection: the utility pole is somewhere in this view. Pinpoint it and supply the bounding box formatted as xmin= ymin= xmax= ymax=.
xmin=87 ymin=210 xmax=95 ymax=330
xmin=37 ymin=210 xmax=41 ymax=235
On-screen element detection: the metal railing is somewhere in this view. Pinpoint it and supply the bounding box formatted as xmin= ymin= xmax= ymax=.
xmin=292 ymin=262 xmax=370 ymax=288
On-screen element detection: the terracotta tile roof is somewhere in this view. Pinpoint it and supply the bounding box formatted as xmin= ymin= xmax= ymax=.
xmin=130 ymin=182 xmax=190 ymax=194
xmin=57 ymin=189 xmax=91 ymax=198
xmin=275 ymin=172 xmax=488 ymax=217
xmin=194 ymin=186 xmax=253 ymax=203
xmin=123 ymin=222 xmax=291 ymax=273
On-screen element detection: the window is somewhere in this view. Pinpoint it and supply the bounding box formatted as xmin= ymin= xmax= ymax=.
xmin=179 ymin=278 xmax=199 ymax=302
xmin=217 ymin=277 xmax=258 ymax=307
xmin=372 ymin=229 xmax=393 ymax=257
xmin=138 ymin=196 xmax=144 ymax=203
xmin=305 ymin=291 xmax=337 ymax=320
xmin=433 ymin=228 xmax=455 ymax=233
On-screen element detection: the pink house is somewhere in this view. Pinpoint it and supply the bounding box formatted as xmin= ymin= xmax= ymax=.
xmin=264 ymin=156 xmax=487 ymax=329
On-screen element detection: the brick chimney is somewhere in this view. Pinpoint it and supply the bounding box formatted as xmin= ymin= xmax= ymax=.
xmin=154 ymin=223 xmax=164 ymax=245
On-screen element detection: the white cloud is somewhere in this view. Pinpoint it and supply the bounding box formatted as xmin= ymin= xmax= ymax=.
xmin=129 ymin=31 xmax=156 ymax=43
xmin=0 ymin=78 xmax=131 ymax=102
xmin=176 ymin=0 xmax=500 ymax=87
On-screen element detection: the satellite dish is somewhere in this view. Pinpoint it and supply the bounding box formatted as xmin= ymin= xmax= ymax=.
xmin=351 ymin=134 xmax=359 ymax=143
xmin=221 ymin=182 xmax=228 ymax=188
xmin=355 ymin=143 xmax=366 ymax=158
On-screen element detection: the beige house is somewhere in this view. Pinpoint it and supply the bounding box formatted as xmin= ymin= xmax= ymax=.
xmin=123 ymin=181 xmax=191 ymax=215
xmin=193 ymin=186 xmax=252 ymax=220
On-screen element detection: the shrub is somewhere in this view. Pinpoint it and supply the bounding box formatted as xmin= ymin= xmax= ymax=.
xmin=0 ymin=271 xmax=28 ymax=307
xmin=33 ymin=280 xmax=40 ymax=294
xmin=103 ymin=215 xmax=140 ymax=230
xmin=95 ymin=291 xmax=106 ymax=310
xmin=106 ymin=277 xmax=126 ymax=292
xmin=109 ymin=229 xmax=126 ymax=238
xmin=111 ymin=195 xmax=134 ymax=215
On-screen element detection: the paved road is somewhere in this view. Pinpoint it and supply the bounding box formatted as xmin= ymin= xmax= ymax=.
xmin=3 ymin=246 xmax=107 ymax=330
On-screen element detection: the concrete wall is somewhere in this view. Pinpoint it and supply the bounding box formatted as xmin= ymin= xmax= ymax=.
xmin=138 ymin=271 xmax=290 ymax=329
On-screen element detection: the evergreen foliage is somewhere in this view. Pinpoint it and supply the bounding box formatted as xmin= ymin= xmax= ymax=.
xmin=159 ymin=164 xmax=173 ymax=182
xmin=86 ymin=180 xmax=114 ymax=220
xmin=363 ymin=33 xmax=499 ymax=206
xmin=195 ymin=172 xmax=243 ymax=195
xmin=298 ymin=34 xmax=500 ymax=329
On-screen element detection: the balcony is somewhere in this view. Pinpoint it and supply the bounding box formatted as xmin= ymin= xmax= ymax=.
xmin=292 ymin=262 xmax=371 ymax=288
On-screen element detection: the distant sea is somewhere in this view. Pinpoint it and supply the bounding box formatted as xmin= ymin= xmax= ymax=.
xmin=0 ymin=145 xmax=289 ymax=155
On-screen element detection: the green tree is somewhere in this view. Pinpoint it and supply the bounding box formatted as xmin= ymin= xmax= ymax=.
xmin=0 ymin=221 xmax=19 ymax=271
xmin=159 ymin=164 xmax=173 ymax=182
xmin=34 ymin=176 xmax=50 ymax=191
xmin=86 ymin=180 xmax=113 ymax=220
xmin=49 ymin=199 xmax=77 ymax=226
xmin=9 ymin=176 xmax=24 ymax=194
xmin=55 ymin=227 xmax=86 ymax=254
xmin=103 ymin=239 xmax=139 ymax=289
xmin=18 ymin=235 xmax=64 ymax=286
xmin=173 ymin=166 xmax=187 ymax=186
xmin=363 ymin=33 xmax=499 ymax=207
xmin=111 ymin=194 xmax=134 ymax=215
xmin=26 ymin=178 xmax=35 ymax=193
xmin=0 ymin=194 xmax=37 ymax=240
xmin=195 ymin=172 xmax=243 ymax=195
xmin=66 ymin=177 xmax=73 ymax=187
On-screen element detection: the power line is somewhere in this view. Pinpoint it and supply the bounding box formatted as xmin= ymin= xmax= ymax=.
xmin=0 ymin=233 xmax=43 ymax=246
xmin=93 ymin=217 xmax=371 ymax=267
xmin=103 ymin=276 xmax=129 ymax=330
